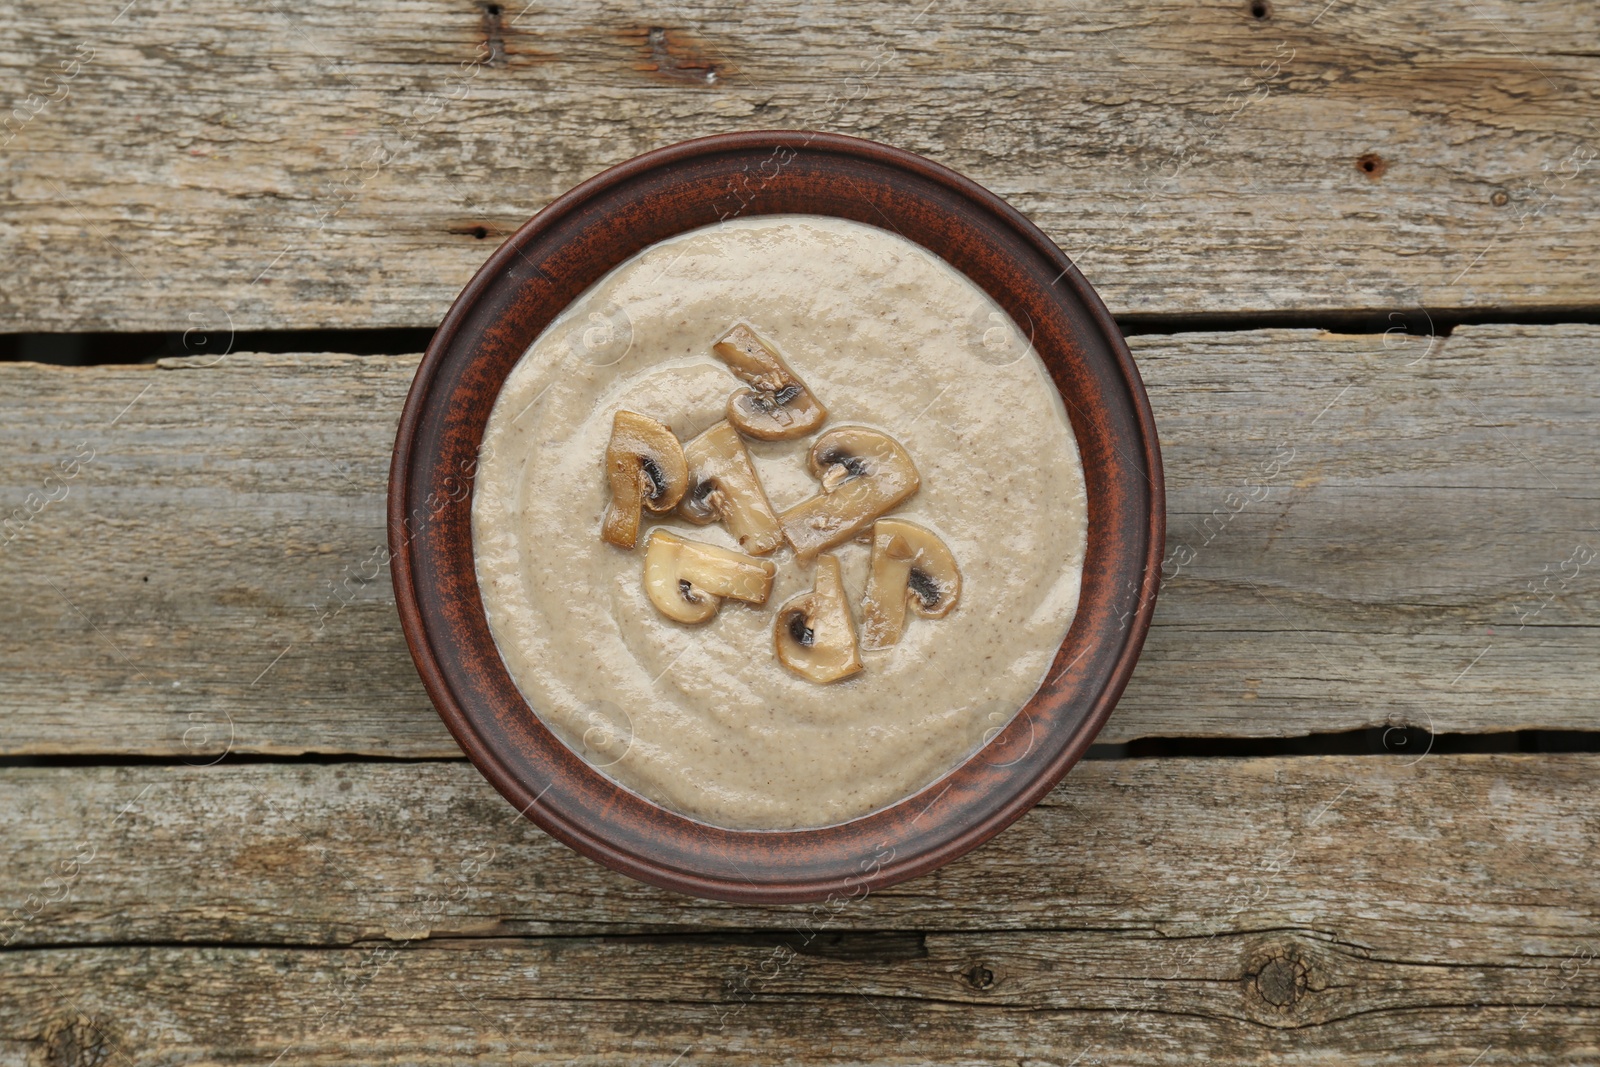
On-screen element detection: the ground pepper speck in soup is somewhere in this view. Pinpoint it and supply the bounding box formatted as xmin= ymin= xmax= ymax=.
xmin=472 ymin=216 xmax=1087 ymax=830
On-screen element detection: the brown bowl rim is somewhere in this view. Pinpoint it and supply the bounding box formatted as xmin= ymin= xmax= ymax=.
xmin=389 ymin=130 xmax=1164 ymax=903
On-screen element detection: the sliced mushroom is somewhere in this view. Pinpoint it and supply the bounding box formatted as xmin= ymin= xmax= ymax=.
xmin=601 ymin=411 xmax=688 ymax=549
xmin=859 ymin=519 xmax=962 ymax=649
xmin=773 ymin=554 xmax=862 ymax=683
xmin=643 ymin=530 xmax=777 ymax=624
xmin=779 ymin=427 xmax=920 ymax=561
xmin=712 ymin=323 xmax=828 ymax=440
xmin=677 ymin=421 xmax=784 ymax=555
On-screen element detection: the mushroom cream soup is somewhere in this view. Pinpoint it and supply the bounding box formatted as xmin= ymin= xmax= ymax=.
xmin=472 ymin=215 xmax=1087 ymax=830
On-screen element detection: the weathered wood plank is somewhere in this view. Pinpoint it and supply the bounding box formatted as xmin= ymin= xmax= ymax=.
xmin=4 ymin=755 xmax=1597 ymax=950
xmin=3 ymin=756 xmax=1598 ymax=1064
xmin=1138 ymin=322 xmax=1600 ymax=739
xmin=0 ymin=353 xmax=442 ymax=758
xmin=1 ymin=0 xmax=1598 ymax=330
xmin=2 ymin=939 xmax=1596 ymax=1065
xmin=1 ymin=324 xmax=1595 ymax=756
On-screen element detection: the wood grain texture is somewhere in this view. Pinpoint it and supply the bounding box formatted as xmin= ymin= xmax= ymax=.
xmin=2 ymin=756 xmax=1597 ymax=1064
xmin=1 ymin=0 xmax=1598 ymax=331
xmin=1140 ymin=321 xmax=1600 ymax=739
xmin=1 ymin=324 xmax=1595 ymax=757
xmin=2 ymin=941 xmax=1595 ymax=1066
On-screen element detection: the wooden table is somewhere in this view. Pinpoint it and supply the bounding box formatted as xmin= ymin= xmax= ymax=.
xmin=4 ymin=2 xmax=1597 ymax=1063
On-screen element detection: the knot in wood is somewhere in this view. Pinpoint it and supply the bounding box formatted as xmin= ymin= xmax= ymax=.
xmin=644 ymin=27 xmax=720 ymax=85
xmin=962 ymin=961 xmax=997 ymax=991
xmin=1254 ymin=955 xmax=1309 ymax=1008
xmin=37 ymin=1014 xmax=119 ymax=1067
xmin=1357 ymin=153 xmax=1388 ymax=179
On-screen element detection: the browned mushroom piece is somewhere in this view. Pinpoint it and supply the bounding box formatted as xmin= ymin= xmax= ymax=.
xmin=677 ymin=421 xmax=784 ymax=555
xmin=643 ymin=530 xmax=777 ymax=624
xmin=601 ymin=411 xmax=688 ymax=549
xmin=772 ymin=554 xmax=862 ymax=683
xmin=712 ymin=323 xmax=828 ymax=441
xmin=859 ymin=518 xmax=962 ymax=650
xmin=779 ymin=427 xmax=920 ymax=561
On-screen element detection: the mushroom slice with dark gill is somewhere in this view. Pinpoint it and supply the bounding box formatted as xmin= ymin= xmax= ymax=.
xmin=601 ymin=410 xmax=688 ymax=549
xmin=677 ymin=421 xmax=784 ymax=555
xmin=779 ymin=426 xmax=920 ymax=561
xmin=712 ymin=323 xmax=828 ymax=440
xmin=859 ymin=518 xmax=961 ymax=650
xmin=643 ymin=529 xmax=777 ymax=624
xmin=773 ymin=554 xmax=862 ymax=683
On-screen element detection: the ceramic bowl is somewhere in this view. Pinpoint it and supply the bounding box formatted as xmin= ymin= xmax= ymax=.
xmin=389 ymin=131 xmax=1163 ymax=903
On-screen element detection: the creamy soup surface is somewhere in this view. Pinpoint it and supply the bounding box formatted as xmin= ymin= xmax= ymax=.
xmin=472 ymin=215 xmax=1088 ymax=830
